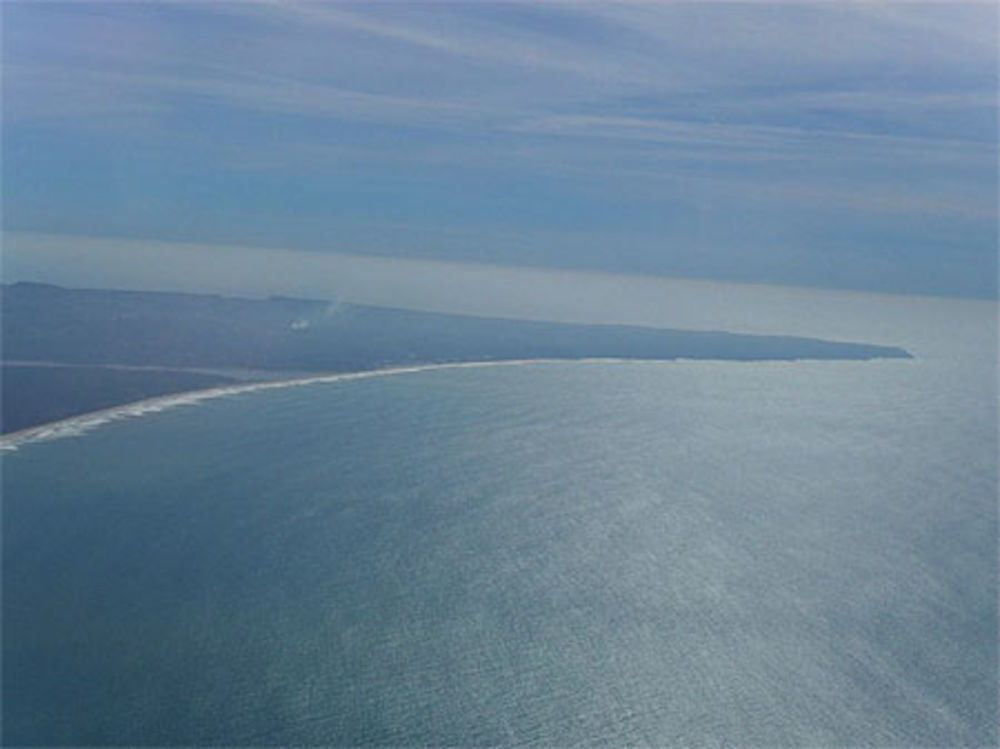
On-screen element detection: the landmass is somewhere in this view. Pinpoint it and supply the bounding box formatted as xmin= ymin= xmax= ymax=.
xmin=0 ymin=282 xmax=911 ymax=433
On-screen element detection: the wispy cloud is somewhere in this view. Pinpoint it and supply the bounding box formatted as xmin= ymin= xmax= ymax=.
xmin=242 ymin=0 xmax=674 ymax=85
xmin=2 ymin=1 xmax=996 ymax=297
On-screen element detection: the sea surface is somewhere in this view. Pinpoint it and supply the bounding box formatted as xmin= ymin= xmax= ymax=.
xmin=2 ymin=286 xmax=997 ymax=746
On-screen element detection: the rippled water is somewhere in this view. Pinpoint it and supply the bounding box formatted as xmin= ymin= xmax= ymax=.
xmin=3 ymin=292 xmax=997 ymax=746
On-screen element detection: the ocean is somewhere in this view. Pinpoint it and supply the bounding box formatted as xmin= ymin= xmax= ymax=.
xmin=2 ymin=285 xmax=997 ymax=746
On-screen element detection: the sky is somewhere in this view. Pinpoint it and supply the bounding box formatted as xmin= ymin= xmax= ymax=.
xmin=2 ymin=1 xmax=998 ymax=299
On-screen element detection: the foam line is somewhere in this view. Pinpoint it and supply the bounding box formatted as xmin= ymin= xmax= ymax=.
xmin=0 ymin=358 xmax=632 ymax=452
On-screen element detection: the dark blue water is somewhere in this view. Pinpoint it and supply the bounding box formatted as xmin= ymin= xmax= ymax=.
xmin=3 ymin=294 xmax=997 ymax=746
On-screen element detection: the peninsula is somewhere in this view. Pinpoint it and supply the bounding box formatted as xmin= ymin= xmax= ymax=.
xmin=1 ymin=282 xmax=911 ymax=433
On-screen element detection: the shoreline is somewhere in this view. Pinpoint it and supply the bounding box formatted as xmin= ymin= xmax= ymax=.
xmin=0 ymin=358 xmax=632 ymax=451
xmin=1 ymin=359 xmax=322 ymax=382
xmin=0 ymin=353 xmax=914 ymax=452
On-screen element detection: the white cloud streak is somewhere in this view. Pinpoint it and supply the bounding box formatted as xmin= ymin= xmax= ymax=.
xmin=3 ymin=1 xmax=995 ymax=295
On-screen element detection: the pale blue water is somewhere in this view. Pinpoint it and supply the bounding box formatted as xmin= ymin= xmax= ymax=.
xmin=3 ymin=290 xmax=997 ymax=746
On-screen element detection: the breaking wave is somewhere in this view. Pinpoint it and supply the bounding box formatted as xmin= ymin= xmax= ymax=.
xmin=0 ymin=359 xmax=632 ymax=452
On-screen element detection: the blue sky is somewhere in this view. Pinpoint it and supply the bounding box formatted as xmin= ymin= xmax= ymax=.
xmin=3 ymin=1 xmax=997 ymax=298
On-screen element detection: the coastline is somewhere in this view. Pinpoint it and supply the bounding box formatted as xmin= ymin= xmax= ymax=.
xmin=2 ymin=359 xmax=322 ymax=382
xmin=0 ymin=358 xmax=631 ymax=451
xmin=0 ymin=353 xmax=915 ymax=452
